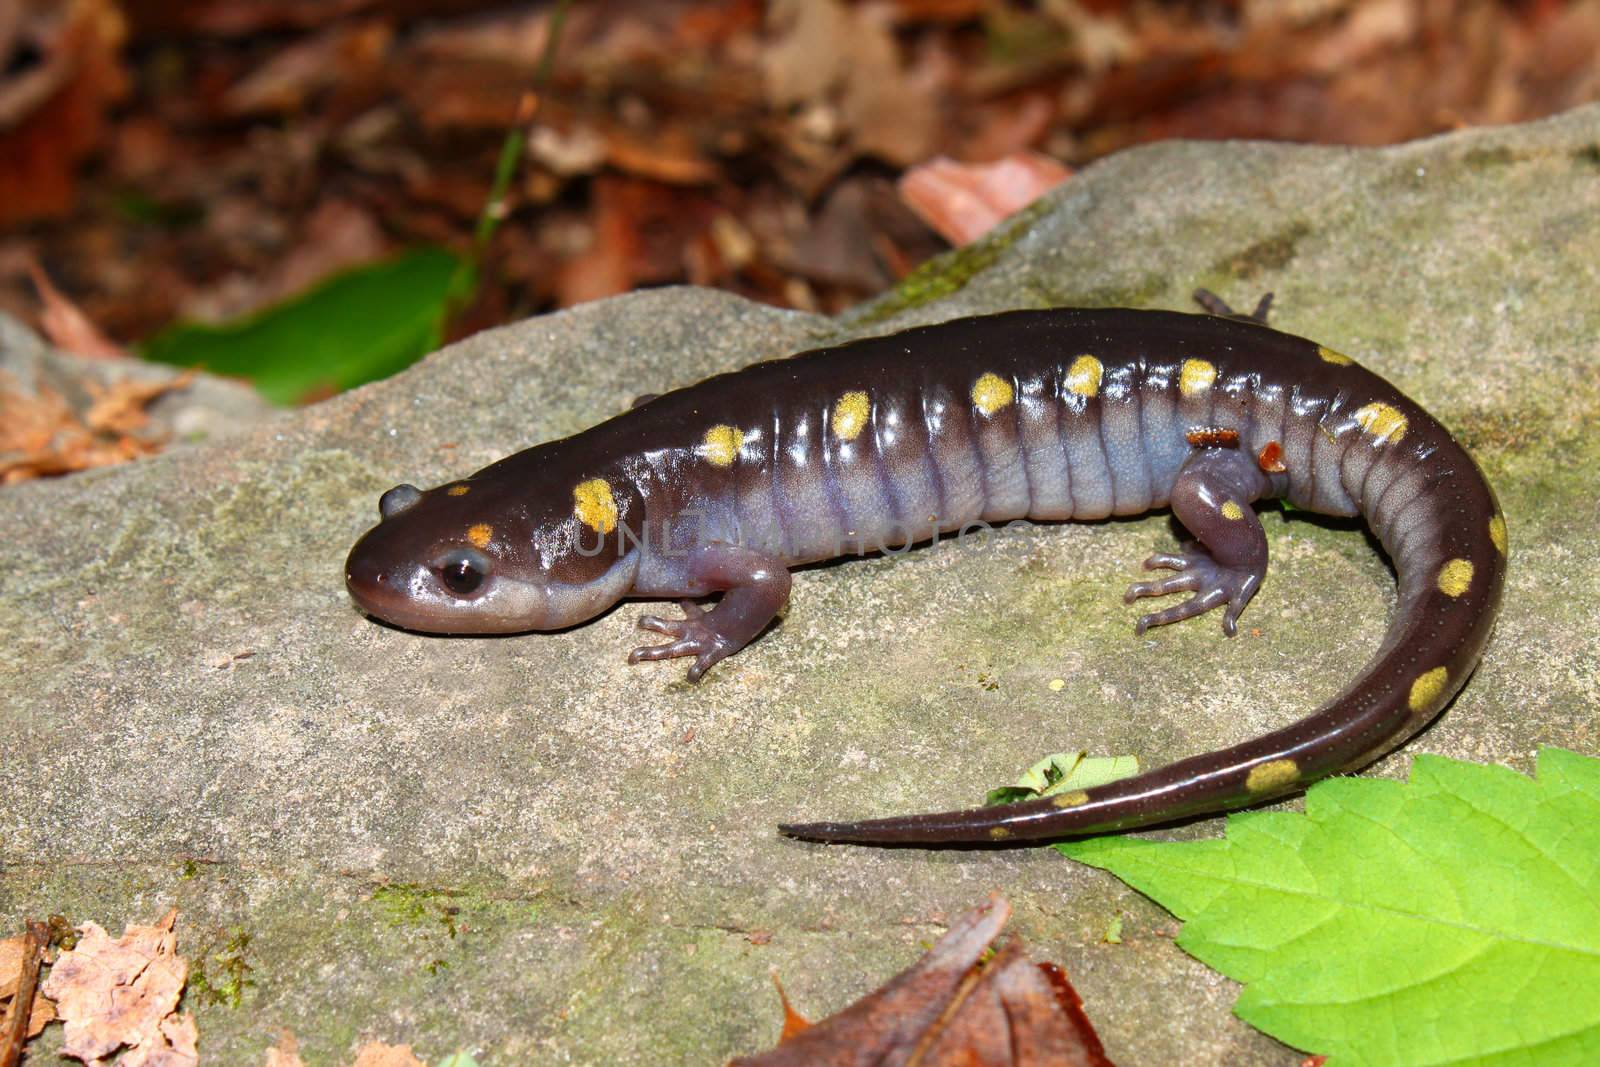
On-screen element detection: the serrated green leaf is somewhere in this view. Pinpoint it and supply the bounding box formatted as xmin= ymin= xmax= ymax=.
xmin=139 ymin=247 xmax=468 ymax=405
xmin=1058 ymin=748 xmax=1600 ymax=1066
xmin=984 ymin=750 xmax=1140 ymax=806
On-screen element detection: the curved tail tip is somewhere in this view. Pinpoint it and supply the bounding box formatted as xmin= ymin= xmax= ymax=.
xmin=777 ymin=814 xmax=1000 ymax=846
xmin=781 ymin=800 xmax=1068 ymax=845
xmin=777 ymin=820 xmax=859 ymax=844
xmin=779 ymin=819 xmax=925 ymax=845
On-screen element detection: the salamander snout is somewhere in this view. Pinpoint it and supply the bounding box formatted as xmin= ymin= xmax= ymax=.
xmin=343 ymin=539 xmax=428 ymax=625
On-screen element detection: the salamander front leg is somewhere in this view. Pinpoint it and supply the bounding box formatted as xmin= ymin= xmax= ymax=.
xmin=1126 ymin=447 xmax=1270 ymax=637
xmin=627 ymin=544 xmax=792 ymax=682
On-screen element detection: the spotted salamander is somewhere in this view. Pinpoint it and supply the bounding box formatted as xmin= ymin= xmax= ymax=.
xmin=345 ymin=294 xmax=1505 ymax=846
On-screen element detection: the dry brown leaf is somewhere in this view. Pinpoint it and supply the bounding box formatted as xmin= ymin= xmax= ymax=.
xmin=730 ymin=895 xmax=1114 ymax=1067
xmin=554 ymin=176 xmax=646 ymax=306
xmin=0 ymin=0 xmax=128 ymax=226
xmin=0 ymin=368 xmax=190 ymax=485
xmin=762 ymin=0 xmax=941 ymax=168
xmin=185 ymin=199 xmax=389 ymax=323
xmin=771 ymin=974 xmax=810 ymax=1041
xmin=83 ymin=372 xmax=194 ymax=435
xmin=29 ymin=256 xmax=128 ymax=359
xmin=898 ymin=153 xmax=1073 ymax=246
xmin=836 ymin=2 xmax=945 ymax=168
xmin=604 ymin=124 xmax=721 ymax=186
xmin=0 ymin=936 xmax=23 ymax=1002
xmin=40 ymin=908 xmax=198 ymax=1067
xmin=762 ymin=0 xmax=853 ymax=108
xmin=351 ymin=1041 xmax=427 ymax=1067
xmin=124 ymin=0 xmax=378 ymax=37
xmin=223 ymin=18 xmax=393 ymax=116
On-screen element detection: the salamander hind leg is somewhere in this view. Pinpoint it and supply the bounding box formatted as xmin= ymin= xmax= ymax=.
xmin=627 ymin=544 xmax=792 ymax=682
xmin=1126 ymin=447 xmax=1271 ymax=637
xmin=1192 ymin=287 xmax=1274 ymax=325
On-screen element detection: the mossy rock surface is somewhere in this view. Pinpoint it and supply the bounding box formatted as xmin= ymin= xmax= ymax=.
xmin=5 ymin=105 xmax=1600 ymax=1065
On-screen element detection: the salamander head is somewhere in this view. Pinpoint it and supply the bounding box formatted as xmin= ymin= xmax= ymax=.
xmin=345 ymin=474 xmax=642 ymax=634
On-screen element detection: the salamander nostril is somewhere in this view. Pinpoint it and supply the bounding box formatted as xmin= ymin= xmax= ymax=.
xmin=345 ymin=549 xmax=385 ymax=596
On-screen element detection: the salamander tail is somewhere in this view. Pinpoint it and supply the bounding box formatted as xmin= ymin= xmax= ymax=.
xmin=778 ymin=796 xmax=1100 ymax=846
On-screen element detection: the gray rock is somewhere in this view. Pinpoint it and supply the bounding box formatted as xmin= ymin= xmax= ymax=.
xmin=5 ymin=104 xmax=1600 ymax=1065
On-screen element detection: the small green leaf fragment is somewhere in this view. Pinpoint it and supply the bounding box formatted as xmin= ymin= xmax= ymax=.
xmin=139 ymin=247 xmax=468 ymax=405
xmin=436 ymin=1054 xmax=481 ymax=1067
xmin=1058 ymin=748 xmax=1600 ymax=1066
xmin=1102 ymin=916 xmax=1123 ymax=944
xmin=986 ymin=751 xmax=1140 ymax=806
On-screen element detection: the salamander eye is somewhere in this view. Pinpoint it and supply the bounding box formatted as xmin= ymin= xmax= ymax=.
xmin=380 ymin=484 xmax=423 ymax=520
xmin=438 ymin=556 xmax=485 ymax=596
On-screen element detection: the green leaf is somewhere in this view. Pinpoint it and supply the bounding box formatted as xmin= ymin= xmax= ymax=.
xmin=1059 ymin=748 xmax=1600 ymax=1066
xmin=140 ymin=247 xmax=469 ymax=405
xmin=436 ymin=1054 xmax=480 ymax=1067
xmin=984 ymin=750 xmax=1140 ymax=806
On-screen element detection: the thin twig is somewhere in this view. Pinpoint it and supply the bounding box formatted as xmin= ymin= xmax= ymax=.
xmin=0 ymin=920 xmax=51 ymax=1067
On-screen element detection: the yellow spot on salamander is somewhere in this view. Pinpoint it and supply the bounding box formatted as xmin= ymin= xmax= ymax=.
xmin=700 ymin=424 xmax=745 ymax=467
xmin=1245 ymin=759 xmax=1299 ymax=794
xmin=446 ymin=484 xmax=470 ymax=496
xmin=466 ymin=523 xmax=493 ymax=549
xmin=1065 ymin=355 xmax=1102 ymax=397
xmin=1354 ymin=402 xmax=1408 ymax=443
xmin=832 ymin=390 xmax=870 ymax=440
xmin=1052 ymin=790 xmax=1090 ymax=809
xmin=1409 ymin=667 xmax=1449 ymax=713
xmin=1317 ymin=345 xmax=1355 ymax=365
xmin=971 ymin=372 xmax=1015 ymax=415
xmin=989 ymin=826 xmax=1012 ymax=840
xmin=1437 ymin=558 xmax=1474 ymax=597
xmin=572 ymin=478 xmax=618 ymax=535
xmin=1179 ymin=358 xmax=1217 ymax=397
xmin=1489 ymin=514 xmax=1507 ymax=556
xmin=1221 ymin=500 xmax=1245 ymax=521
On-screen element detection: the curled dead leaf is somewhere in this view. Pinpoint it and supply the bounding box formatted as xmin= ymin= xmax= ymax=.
xmin=731 ymin=895 xmax=1113 ymax=1066
xmin=898 ymin=153 xmax=1072 ymax=247
xmin=28 ymin=257 xmax=128 ymax=359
